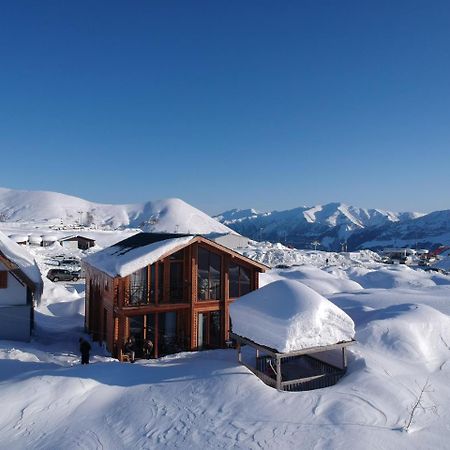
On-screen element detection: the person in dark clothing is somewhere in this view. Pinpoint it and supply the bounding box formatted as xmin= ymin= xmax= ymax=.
xmin=79 ymin=337 xmax=91 ymax=365
xmin=124 ymin=336 xmax=136 ymax=363
xmin=143 ymin=339 xmax=154 ymax=359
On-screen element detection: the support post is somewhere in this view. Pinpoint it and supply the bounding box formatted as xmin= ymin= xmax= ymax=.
xmin=342 ymin=347 xmax=347 ymax=370
xmin=276 ymin=355 xmax=281 ymax=390
xmin=237 ymin=342 xmax=242 ymax=363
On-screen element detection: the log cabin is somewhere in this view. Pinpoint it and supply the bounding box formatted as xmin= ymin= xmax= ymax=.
xmin=83 ymin=233 xmax=267 ymax=360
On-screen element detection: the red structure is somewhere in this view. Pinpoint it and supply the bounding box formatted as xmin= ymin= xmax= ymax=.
xmin=83 ymin=233 xmax=267 ymax=360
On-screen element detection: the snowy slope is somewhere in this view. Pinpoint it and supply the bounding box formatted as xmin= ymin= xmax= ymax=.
xmin=1 ymin=251 xmax=450 ymax=448
xmin=0 ymin=187 xmax=233 ymax=235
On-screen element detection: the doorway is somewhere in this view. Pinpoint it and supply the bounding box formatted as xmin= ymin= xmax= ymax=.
xmin=197 ymin=311 xmax=222 ymax=349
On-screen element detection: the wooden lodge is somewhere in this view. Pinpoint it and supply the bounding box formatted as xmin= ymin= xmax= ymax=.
xmin=83 ymin=233 xmax=267 ymax=360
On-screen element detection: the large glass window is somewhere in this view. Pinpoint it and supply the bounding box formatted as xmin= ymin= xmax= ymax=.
xmin=197 ymin=311 xmax=222 ymax=349
xmin=158 ymin=311 xmax=189 ymax=356
xmin=158 ymin=262 xmax=164 ymax=302
xmin=128 ymin=315 xmax=144 ymax=355
xmin=129 ymin=267 xmax=148 ymax=305
xmin=150 ymin=264 xmax=156 ymax=303
xmin=168 ymin=249 xmax=185 ymax=302
xmin=197 ymin=247 xmax=222 ymax=300
xmin=229 ymin=263 xmax=251 ymax=298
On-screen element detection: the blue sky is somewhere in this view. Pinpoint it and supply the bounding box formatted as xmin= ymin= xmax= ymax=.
xmin=0 ymin=1 xmax=449 ymax=215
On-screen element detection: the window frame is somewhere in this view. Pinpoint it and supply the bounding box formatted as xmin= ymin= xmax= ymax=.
xmin=228 ymin=263 xmax=252 ymax=298
xmin=197 ymin=246 xmax=223 ymax=301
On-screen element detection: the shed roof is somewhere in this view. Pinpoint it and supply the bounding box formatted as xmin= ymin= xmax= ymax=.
xmin=83 ymin=232 xmax=267 ymax=278
xmin=59 ymin=235 xmax=96 ymax=242
xmin=230 ymin=279 xmax=355 ymax=353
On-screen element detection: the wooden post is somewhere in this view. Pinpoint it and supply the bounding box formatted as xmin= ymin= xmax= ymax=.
xmin=276 ymin=355 xmax=282 ymax=390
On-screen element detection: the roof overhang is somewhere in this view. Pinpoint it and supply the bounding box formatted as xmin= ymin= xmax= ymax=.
xmin=230 ymin=332 xmax=356 ymax=358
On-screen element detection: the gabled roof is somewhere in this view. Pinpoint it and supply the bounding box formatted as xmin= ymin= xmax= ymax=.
xmin=59 ymin=235 xmax=96 ymax=242
xmin=0 ymin=231 xmax=43 ymax=301
xmin=83 ymin=232 xmax=267 ymax=278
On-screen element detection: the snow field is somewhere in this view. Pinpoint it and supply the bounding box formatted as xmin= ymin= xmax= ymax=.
xmin=0 ymin=238 xmax=450 ymax=448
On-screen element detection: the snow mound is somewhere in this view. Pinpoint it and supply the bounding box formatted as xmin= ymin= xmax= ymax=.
xmin=230 ymin=279 xmax=355 ymax=352
xmin=262 ymin=265 xmax=363 ymax=295
xmin=346 ymin=265 xmax=436 ymax=289
xmin=357 ymin=304 xmax=450 ymax=370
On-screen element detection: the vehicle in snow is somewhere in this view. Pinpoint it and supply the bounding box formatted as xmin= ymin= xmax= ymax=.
xmin=46 ymin=268 xmax=81 ymax=282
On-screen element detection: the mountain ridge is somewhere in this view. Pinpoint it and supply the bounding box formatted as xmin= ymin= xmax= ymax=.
xmin=214 ymin=203 xmax=450 ymax=251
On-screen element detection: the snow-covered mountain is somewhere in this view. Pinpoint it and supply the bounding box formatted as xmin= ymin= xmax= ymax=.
xmin=0 ymin=187 xmax=233 ymax=235
xmin=215 ymin=203 xmax=429 ymax=250
xmin=349 ymin=209 xmax=450 ymax=250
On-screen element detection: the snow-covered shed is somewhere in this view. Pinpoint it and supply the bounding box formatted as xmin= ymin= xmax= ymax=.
xmin=8 ymin=234 xmax=28 ymax=245
xmin=230 ymin=279 xmax=355 ymax=391
xmin=28 ymin=234 xmax=43 ymax=246
xmin=59 ymin=235 xmax=95 ymax=250
xmin=41 ymin=234 xmax=58 ymax=247
xmin=0 ymin=231 xmax=43 ymax=341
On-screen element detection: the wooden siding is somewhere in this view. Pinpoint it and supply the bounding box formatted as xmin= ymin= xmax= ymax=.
xmin=84 ymin=240 xmax=264 ymax=360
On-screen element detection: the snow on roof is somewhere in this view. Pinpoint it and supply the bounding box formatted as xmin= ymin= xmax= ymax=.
xmin=8 ymin=234 xmax=28 ymax=242
xmin=0 ymin=231 xmax=43 ymax=288
xmin=59 ymin=235 xmax=95 ymax=242
xmin=41 ymin=234 xmax=58 ymax=241
xmin=83 ymin=235 xmax=195 ymax=277
xmin=230 ymin=279 xmax=355 ymax=353
xmin=28 ymin=234 xmax=43 ymax=243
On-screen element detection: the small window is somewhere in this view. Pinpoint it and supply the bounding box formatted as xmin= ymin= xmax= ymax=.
xmin=0 ymin=271 xmax=7 ymax=289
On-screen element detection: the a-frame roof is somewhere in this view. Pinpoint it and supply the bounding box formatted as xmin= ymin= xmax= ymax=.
xmin=83 ymin=232 xmax=268 ymax=278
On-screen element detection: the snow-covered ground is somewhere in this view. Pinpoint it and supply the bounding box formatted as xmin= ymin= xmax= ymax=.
xmin=1 ymin=236 xmax=450 ymax=449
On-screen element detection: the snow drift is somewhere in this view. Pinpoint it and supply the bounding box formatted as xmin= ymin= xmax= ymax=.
xmin=230 ymin=279 xmax=355 ymax=352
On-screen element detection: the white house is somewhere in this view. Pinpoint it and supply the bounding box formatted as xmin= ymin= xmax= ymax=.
xmin=0 ymin=231 xmax=43 ymax=341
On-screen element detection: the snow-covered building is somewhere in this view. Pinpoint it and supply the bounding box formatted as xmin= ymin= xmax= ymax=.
xmin=230 ymin=280 xmax=355 ymax=391
xmin=8 ymin=234 xmax=28 ymax=245
xmin=41 ymin=234 xmax=58 ymax=247
xmin=59 ymin=235 xmax=95 ymax=250
xmin=83 ymin=233 xmax=268 ymax=360
xmin=28 ymin=234 xmax=43 ymax=246
xmin=0 ymin=232 xmax=43 ymax=341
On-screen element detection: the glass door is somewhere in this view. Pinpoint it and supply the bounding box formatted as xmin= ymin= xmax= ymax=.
xmin=197 ymin=311 xmax=222 ymax=349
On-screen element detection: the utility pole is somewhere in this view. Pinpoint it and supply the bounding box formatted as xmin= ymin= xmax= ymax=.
xmin=78 ymin=211 xmax=84 ymax=227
